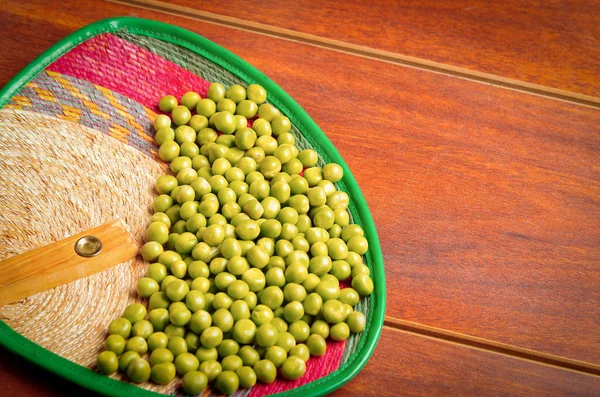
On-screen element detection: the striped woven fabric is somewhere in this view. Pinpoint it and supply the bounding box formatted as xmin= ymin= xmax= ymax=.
xmin=5 ymin=30 xmax=370 ymax=397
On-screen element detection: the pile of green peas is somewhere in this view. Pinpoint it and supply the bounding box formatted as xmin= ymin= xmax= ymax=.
xmin=96 ymin=82 xmax=374 ymax=396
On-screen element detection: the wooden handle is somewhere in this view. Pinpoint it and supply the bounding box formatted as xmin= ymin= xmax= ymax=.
xmin=0 ymin=220 xmax=139 ymax=306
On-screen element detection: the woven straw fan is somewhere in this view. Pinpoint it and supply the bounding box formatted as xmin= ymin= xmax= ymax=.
xmin=0 ymin=17 xmax=386 ymax=397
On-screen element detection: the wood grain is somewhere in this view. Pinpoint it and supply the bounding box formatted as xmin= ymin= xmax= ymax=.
xmin=0 ymin=220 xmax=138 ymax=306
xmin=2 ymin=327 xmax=600 ymax=397
xmin=158 ymin=0 xmax=600 ymax=98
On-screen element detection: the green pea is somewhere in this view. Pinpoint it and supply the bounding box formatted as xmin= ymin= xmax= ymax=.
xmin=236 ymin=219 xmax=260 ymax=240
xmin=189 ymin=114 xmax=209 ymax=132
xmin=150 ymin=362 xmax=176 ymax=385
xmin=217 ymin=98 xmax=237 ymax=113
xmin=123 ymin=304 xmax=146 ymax=325
xmin=310 ymin=320 xmax=330 ymax=339
xmin=186 ymin=331 xmax=201 ymax=351
xmin=330 ymin=322 xmax=350 ymax=341
xmin=147 ymin=331 xmax=169 ymax=351
xmin=212 ymin=308 xmax=234 ymax=332
xmin=253 ymin=118 xmax=272 ymax=137
xmin=339 ymin=288 xmax=360 ymax=306
xmin=216 ymin=370 xmax=239 ymax=396
xmin=257 ymin=103 xmax=280 ymax=122
xmin=298 ymin=149 xmax=318 ymax=167
xmin=132 ymin=320 xmax=154 ymax=339
xmin=271 ymin=115 xmax=291 ymax=136
xmin=154 ymin=114 xmax=171 ymax=130
xmin=199 ymin=360 xmax=222 ymax=383
xmin=196 ymin=346 xmax=218 ymax=363
xmin=175 ymin=352 xmax=200 ymax=375
xmin=149 ymin=347 xmax=174 ymax=366
xmin=200 ymin=326 xmax=223 ymax=348
xmin=256 ymin=324 xmax=279 ymax=347
xmin=247 ymin=84 xmax=267 ymax=104
xmin=118 ymin=351 xmax=140 ymax=373
xmin=288 ymin=320 xmax=310 ymax=343
xmin=104 ymin=334 xmax=125 ymax=355
xmin=96 ymin=350 xmax=119 ymax=375
xmin=166 ymin=336 xmax=187 ymax=357
xmin=236 ymin=366 xmax=257 ymax=388
xmin=172 ymin=105 xmax=191 ymax=126
xmin=182 ymin=370 xmax=208 ymax=394
xmin=255 ymin=135 xmax=278 ymax=156
xmin=259 ymin=156 xmax=282 ymax=179
xmin=149 ymin=292 xmax=170 ymax=311
xmin=331 ymin=260 xmax=352 ymax=281
xmin=283 ymin=157 xmax=303 ymax=175
xmin=259 ymin=286 xmax=284 ymax=310
xmin=347 ymin=235 xmax=369 ymax=255
xmin=194 ymin=98 xmax=216 ymax=120
xmin=289 ymin=343 xmax=310 ymax=362
xmin=352 ymin=273 xmax=374 ymax=296
xmin=253 ymin=359 xmax=277 ymax=384
xmin=127 ymin=357 xmax=151 ymax=383
xmin=159 ymin=95 xmax=178 ymax=112
xmin=275 ymin=331 xmax=297 ymax=353
xmin=264 ymin=346 xmax=287 ymax=368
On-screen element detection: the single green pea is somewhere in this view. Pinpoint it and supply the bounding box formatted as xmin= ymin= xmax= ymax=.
xmin=322 ymin=299 xmax=346 ymax=324
xmin=200 ymin=326 xmax=223 ymax=348
xmin=149 ymin=292 xmax=170 ymax=311
xmin=330 ymin=322 xmax=351 ymax=341
xmin=256 ymin=324 xmax=279 ymax=348
xmin=150 ymin=212 xmax=172 ymax=229
xmin=159 ymin=95 xmax=178 ymax=112
xmin=199 ymin=359 xmax=222 ymax=383
xmin=271 ymin=115 xmax=291 ymax=136
xmin=310 ymin=320 xmax=330 ymax=339
xmin=347 ymin=311 xmax=367 ymax=333
xmin=118 ymin=351 xmax=140 ymax=373
xmin=297 ymin=149 xmax=318 ymax=167
xmin=212 ymin=308 xmax=234 ymax=332
xmin=259 ymin=286 xmax=284 ymax=310
xmin=166 ymin=336 xmax=187 ymax=357
xmin=302 ymin=292 xmax=323 ymax=316
xmin=302 ymin=274 xmax=321 ymax=293
xmin=347 ymin=235 xmax=369 ymax=255
xmin=276 ymin=331 xmax=297 ymax=353
xmin=182 ymin=370 xmax=209 ymax=395
xmin=125 ymin=336 xmax=148 ymax=355
xmin=172 ymin=105 xmax=191 ymax=126
xmin=281 ymin=355 xmax=306 ymax=381
xmin=146 ymin=221 xmax=169 ymax=245
xmin=217 ymin=98 xmax=237 ymax=113
xmin=174 ymin=125 xmax=196 ymax=145
xmin=253 ymin=359 xmax=277 ymax=384
xmin=247 ymin=84 xmax=267 ymax=104
xmin=236 ymin=366 xmax=257 ymax=388
xmin=264 ymin=346 xmax=287 ymax=368
xmin=175 ymin=352 xmax=200 ymax=375
xmin=151 ymin=362 xmax=176 ymax=385
xmin=331 ymin=259 xmax=352 ymax=280
xmin=165 ymin=279 xmax=189 ymax=302
xmin=147 ymin=331 xmax=169 ymax=351
xmin=283 ymin=157 xmax=303 ymax=175
xmin=214 ymin=271 xmax=236 ymax=290
xmin=123 ymin=303 xmax=146 ymax=325
xmin=252 ymin=136 xmax=276 ymax=157
xmin=216 ymin=370 xmax=240 ymax=396
xmin=189 ymin=114 xmax=209 ymax=132
xmin=190 ymin=277 xmax=211 ymax=294
xmin=306 ymin=334 xmax=327 ymax=357
xmin=132 ymin=320 xmax=154 ymax=339
xmin=236 ymin=99 xmax=258 ymax=118
xmin=149 ymin=347 xmax=174 ymax=366
xmin=155 ymin=126 xmax=175 ymax=146
xmin=257 ymin=156 xmax=281 ymax=179
xmin=104 ymin=334 xmax=125 ymax=355
xmin=265 ymin=267 xmax=285 ymax=288
xmin=244 ymin=291 xmax=258 ymax=310
xmin=288 ymin=320 xmax=310 ymax=343
xmin=154 ymin=114 xmax=172 ymax=131
xmin=196 ymin=346 xmax=219 ymax=363
xmin=195 ymin=97 xmax=216 ymax=118
xmin=352 ymin=273 xmax=374 ymax=296
xmin=135 ymin=277 xmax=159 ymax=298
xmin=96 ymin=350 xmax=118 ymax=375
xmin=339 ymin=287 xmax=361 ymax=306
xmin=289 ymin=343 xmax=310 ymax=362
xmin=224 ymin=84 xmax=245 ymax=103
xmin=257 ymin=103 xmax=280 ymax=122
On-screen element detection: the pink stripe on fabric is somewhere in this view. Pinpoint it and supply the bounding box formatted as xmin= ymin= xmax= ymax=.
xmin=47 ymin=33 xmax=210 ymax=112
xmin=247 ymin=340 xmax=346 ymax=397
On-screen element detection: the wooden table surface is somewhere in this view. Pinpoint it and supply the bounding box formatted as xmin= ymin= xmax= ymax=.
xmin=1 ymin=0 xmax=600 ymax=395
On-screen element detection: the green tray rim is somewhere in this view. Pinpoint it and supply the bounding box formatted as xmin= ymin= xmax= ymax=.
xmin=0 ymin=16 xmax=386 ymax=397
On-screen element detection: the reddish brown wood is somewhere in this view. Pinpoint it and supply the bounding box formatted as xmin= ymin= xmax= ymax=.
xmin=162 ymin=0 xmax=600 ymax=97
xmin=0 ymin=0 xmax=599 ymax=395
xmin=2 ymin=328 xmax=600 ymax=397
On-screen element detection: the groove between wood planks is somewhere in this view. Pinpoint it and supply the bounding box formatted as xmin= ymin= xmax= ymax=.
xmin=109 ymin=0 xmax=600 ymax=109
xmin=384 ymin=317 xmax=600 ymax=377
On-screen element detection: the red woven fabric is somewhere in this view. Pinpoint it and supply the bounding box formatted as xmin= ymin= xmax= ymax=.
xmin=248 ymin=340 xmax=346 ymax=397
xmin=47 ymin=33 xmax=210 ymax=113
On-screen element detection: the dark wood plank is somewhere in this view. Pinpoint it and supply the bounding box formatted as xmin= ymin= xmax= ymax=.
xmin=2 ymin=0 xmax=600 ymax=368
xmin=158 ymin=0 xmax=600 ymax=98
xmin=3 ymin=328 xmax=600 ymax=397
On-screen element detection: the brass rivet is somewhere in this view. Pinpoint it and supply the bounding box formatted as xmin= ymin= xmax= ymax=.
xmin=74 ymin=236 xmax=103 ymax=257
